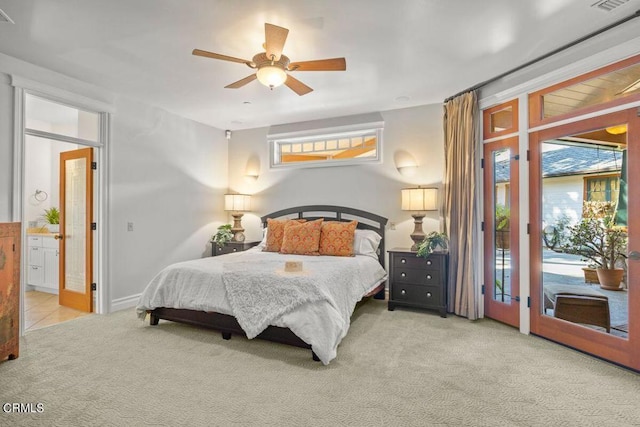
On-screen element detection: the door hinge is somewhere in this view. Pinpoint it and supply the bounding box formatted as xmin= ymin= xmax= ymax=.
xmin=91 ymin=283 xmax=97 ymax=291
xmin=527 ymin=150 xmax=530 ymax=161
xmin=481 ymin=221 xmax=484 ymax=232
xmin=481 ymin=284 xmax=485 ymax=295
xmin=91 ymin=162 xmax=97 ymax=170
xmin=91 ymin=222 xmax=97 ymax=230
xmin=481 ymin=158 xmax=484 ymax=169
xmin=527 ymin=297 xmax=531 ymax=308
xmin=13 ymin=243 xmax=15 ymax=252
xmin=527 ymin=223 xmax=530 ymax=234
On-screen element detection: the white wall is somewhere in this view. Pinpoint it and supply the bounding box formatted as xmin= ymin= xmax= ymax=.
xmin=0 ymin=52 xmax=229 ymax=310
xmin=23 ymin=136 xmax=78 ymax=225
xmin=109 ymin=96 xmax=228 ymax=301
xmin=542 ymin=175 xmax=583 ymax=227
xmin=227 ymin=104 xmax=445 ymax=256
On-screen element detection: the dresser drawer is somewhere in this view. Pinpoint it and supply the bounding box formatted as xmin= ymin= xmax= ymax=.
xmin=391 ymin=283 xmax=443 ymax=308
xmin=393 ymin=267 xmax=442 ymax=286
xmin=393 ymin=253 xmax=442 ymax=270
xmin=218 ymin=245 xmax=240 ymax=255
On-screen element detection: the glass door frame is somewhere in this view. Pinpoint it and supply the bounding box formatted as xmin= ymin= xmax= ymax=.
xmin=483 ymin=137 xmax=520 ymax=327
xmin=529 ymin=108 xmax=639 ymax=370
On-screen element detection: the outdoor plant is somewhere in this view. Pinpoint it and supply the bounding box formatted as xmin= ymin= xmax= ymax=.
xmin=211 ymin=224 xmax=233 ymax=247
xmin=562 ymin=201 xmax=627 ymax=270
xmin=542 ymin=214 xmax=571 ymax=251
xmin=495 ymin=203 xmax=510 ymax=231
xmin=43 ymin=207 xmax=60 ymax=225
xmin=495 ymin=203 xmax=510 ymax=249
xmin=416 ymin=231 xmax=449 ymax=258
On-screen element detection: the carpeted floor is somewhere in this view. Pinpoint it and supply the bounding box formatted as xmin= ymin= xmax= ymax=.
xmin=1 ymin=299 xmax=638 ymax=426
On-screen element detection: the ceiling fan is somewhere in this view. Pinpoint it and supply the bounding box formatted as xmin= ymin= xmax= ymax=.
xmin=192 ymin=23 xmax=346 ymax=96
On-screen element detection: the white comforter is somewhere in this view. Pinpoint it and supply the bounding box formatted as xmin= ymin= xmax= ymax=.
xmin=136 ymin=248 xmax=387 ymax=364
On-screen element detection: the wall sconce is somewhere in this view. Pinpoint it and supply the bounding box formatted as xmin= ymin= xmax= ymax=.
xmin=244 ymin=173 xmax=259 ymax=183
xmin=224 ymin=193 xmax=251 ymax=242
xmin=401 ymin=187 xmax=438 ymax=251
xmin=397 ymin=165 xmax=418 ymax=177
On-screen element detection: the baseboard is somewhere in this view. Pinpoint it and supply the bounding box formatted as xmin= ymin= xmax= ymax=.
xmin=110 ymin=293 xmax=141 ymax=312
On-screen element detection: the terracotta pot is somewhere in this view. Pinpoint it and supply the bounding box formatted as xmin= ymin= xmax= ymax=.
xmin=595 ymin=268 xmax=624 ymax=291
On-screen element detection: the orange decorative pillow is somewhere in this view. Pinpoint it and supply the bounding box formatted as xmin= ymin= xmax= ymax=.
xmin=264 ymin=218 xmax=306 ymax=252
xmin=319 ymin=220 xmax=358 ymax=257
xmin=280 ymin=219 xmax=324 ymax=255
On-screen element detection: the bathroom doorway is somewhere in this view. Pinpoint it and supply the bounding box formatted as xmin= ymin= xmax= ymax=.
xmin=19 ymin=92 xmax=105 ymax=331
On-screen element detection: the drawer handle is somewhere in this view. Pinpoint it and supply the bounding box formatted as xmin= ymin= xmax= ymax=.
xmin=426 ymin=260 xmax=432 ymax=265
xmin=426 ymin=274 xmax=432 ymax=280
xmin=426 ymin=292 xmax=432 ymax=298
xmin=401 ymin=272 xmax=406 ymax=277
xmin=401 ymin=258 xmax=406 ymax=264
xmin=401 ymin=289 xmax=406 ymax=296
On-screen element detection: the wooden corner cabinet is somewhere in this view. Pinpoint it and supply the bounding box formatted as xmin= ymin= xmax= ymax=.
xmin=211 ymin=240 xmax=260 ymax=257
xmin=387 ymin=248 xmax=448 ymax=317
xmin=1 ymin=223 xmax=21 ymax=362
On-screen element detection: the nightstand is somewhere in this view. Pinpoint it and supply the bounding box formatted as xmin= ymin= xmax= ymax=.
xmin=387 ymin=248 xmax=448 ymax=317
xmin=211 ymin=241 xmax=260 ymax=256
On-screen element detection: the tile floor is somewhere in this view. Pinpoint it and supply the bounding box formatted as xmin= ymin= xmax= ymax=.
xmin=24 ymin=290 xmax=91 ymax=331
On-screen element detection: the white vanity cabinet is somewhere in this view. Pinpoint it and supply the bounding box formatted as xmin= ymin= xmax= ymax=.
xmin=27 ymin=235 xmax=59 ymax=294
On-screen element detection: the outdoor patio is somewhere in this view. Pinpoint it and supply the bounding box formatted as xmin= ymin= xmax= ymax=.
xmin=494 ymin=248 xmax=628 ymax=336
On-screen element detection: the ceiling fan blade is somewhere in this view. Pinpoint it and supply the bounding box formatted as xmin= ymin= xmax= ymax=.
xmin=264 ymin=23 xmax=289 ymax=61
xmin=288 ymin=58 xmax=346 ymax=71
xmin=225 ymin=74 xmax=257 ymax=89
xmin=284 ymin=75 xmax=313 ymax=96
xmin=193 ymin=49 xmax=252 ymax=66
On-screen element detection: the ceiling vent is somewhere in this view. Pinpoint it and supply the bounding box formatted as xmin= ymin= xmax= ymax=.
xmin=0 ymin=8 xmax=14 ymax=24
xmin=591 ymin=0 xmax=630 ymax=12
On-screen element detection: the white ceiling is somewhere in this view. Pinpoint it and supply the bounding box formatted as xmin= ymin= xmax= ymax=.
xmin=1 ymin=0 xmax=640 ymax=130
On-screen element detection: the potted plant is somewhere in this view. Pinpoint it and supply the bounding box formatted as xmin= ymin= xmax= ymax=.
xmin=43 ymin=207 xmax=60 ymax=233
xmin=495 ymin=203 xmax=510 ymax=249
xmin=416 ymin=231 xmax=449 ymax=258
xmin=563 ymin=201 xmax=627 ymax=290
xmin=211 ymin=224 xmax=233 ymax=249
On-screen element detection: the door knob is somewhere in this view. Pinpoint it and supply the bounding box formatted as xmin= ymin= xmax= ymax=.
xmin=628 ymin=250 xmax=640 ymax=261
xmin=54 ymin=234 xmax=63 ymax=240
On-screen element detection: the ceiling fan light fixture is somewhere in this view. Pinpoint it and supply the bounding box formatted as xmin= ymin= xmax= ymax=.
xmin=256 ymin=65 xmax=287 ymax=89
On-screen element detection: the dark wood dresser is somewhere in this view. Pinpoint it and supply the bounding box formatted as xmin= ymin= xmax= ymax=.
xmin=212 ymin=240 xmax=260 ymax=256
xmin=1 ymin=222 xmax=21 ymax=361
xmin=387 ymin=248 xmax=448 ymax=317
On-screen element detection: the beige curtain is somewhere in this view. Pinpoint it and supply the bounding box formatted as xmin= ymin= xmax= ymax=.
xmin=443 ymin=91 xmax=481 ymax=319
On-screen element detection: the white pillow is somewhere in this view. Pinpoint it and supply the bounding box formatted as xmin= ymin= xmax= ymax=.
xmin=353 ymin=229 xmax=382 ymax=260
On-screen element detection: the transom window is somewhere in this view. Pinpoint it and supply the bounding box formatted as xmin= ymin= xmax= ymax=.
xmin=270 ymin=128 xmax=383 ymax=169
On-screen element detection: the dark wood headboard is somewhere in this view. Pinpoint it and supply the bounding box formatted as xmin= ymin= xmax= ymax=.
xmin=261 ymin=205 xmax=388 ymax=268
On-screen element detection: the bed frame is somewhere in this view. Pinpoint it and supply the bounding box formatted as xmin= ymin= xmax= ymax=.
xmin=148 ymin=205 xmax=388 ymax=361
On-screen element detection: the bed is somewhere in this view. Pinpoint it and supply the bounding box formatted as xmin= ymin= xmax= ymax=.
xmin=136 ymin=205 xmax=388 ymax=364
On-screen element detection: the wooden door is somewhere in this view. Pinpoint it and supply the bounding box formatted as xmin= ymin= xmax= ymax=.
xmin=59 ymin=148 xmax=93 ymax=312
xmin=530 ymin=109 xmax=639 ymax=370
xmin=483 ymin=137 xmax=520 ymax=327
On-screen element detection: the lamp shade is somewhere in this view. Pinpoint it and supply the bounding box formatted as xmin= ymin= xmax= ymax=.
xmin=401 ymin=187 xmax=438 ymax=211
xmin=224 ymin=194 xmax=251 ymax=212
xmin=256 ymin=66 xmax=287 ymax=88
